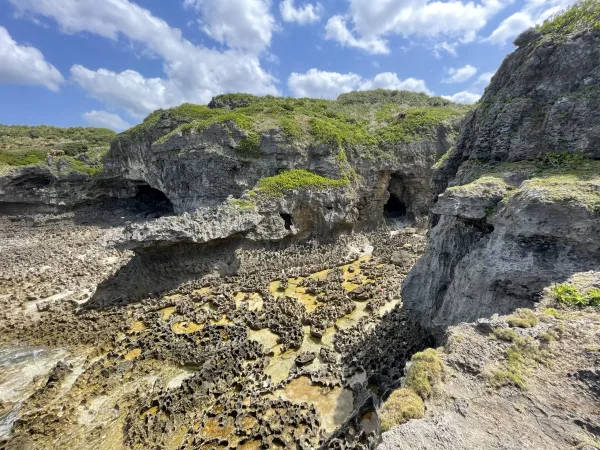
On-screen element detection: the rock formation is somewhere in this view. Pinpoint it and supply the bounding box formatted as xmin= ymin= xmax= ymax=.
xmin=402 ymin=10 xmax=600 ymax=338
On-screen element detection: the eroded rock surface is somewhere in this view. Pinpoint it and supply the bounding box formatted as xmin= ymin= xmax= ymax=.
xmin=403 ymin=24 xmax=600 ymax=338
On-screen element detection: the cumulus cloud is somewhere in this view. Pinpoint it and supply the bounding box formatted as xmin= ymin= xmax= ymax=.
xmin=325 ymin=0 xmax=507 ymax=54
xmin=443 ymin=64 xmax=478 ymax=83
xmin=10 ymin=0 xmax=278 ymax=118
xmin=280 ymin=0 xmax=322 ymax=24
xmin=485 ymin=0 xmax=577 ymax=45
xmin=476 ymin=71 xmax=495 ymax=85
xmin=0 ymin=26 xmax=63 ymax=91
xmin=288 ymin=68 xmax=431 ymax=99
xmin=442 ymin=91 xmax=481 ymax=104
xmin=183 ymin=0 xmax=275 ymax=53
xmin=325 ymin=15 xmax=389 ymax=54
xmin=83 ymin=110 xmax=131 ymax=131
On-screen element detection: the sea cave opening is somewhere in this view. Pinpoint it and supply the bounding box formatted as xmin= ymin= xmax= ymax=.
xmin=134 ymin=184 xmax=175 ymax=214
xmin=280 ymin=213 xmax=293 ymax=231
xmin=383 ymin=192 xmax=407 ymax=219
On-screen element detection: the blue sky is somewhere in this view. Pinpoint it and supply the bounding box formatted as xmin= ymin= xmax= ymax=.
xmin=0 ymin=0 xmax=576 ymax=131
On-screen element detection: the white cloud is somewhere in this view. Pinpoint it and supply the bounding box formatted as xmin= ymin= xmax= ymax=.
xmin=183 ymin=0 xmax=275 ymax=53
xmin=485 ymin=12 xmax=534 ymax=44
xmin=476 ymin=71 xmax=495 ymax=85
xmin=325 ymin=15 xmax=389 ymax=54
xmin=10 ymin=0 xmax=278 ymax=118
xmin=288 ymin=69 xmax=363 ymax=98
xmin=443 ymin=64 xmax=478 ymax=83
xmin=0 ymin=26 xmax=63 ymax=91
xmin=71 ymin=66 xmax=176 ymax=119
xmin=280 ymin=0 xmax=322 ymax=24
xmin=433 ymin=41 xmax=458 ymax=58
xmin=360 ymin=72 xmax=433 ymax=95
xmin=485 ymin=0 xmax=577 ymax=45
xmin=442 ymin=91 xmax=481 ymax=104
xmin=325 ymin=0 xmax=508 ymax=54
xmin=83 ymin=110 xmax=132 ymax=131
xmin=288 ymin=68 xmax=431 ymax=99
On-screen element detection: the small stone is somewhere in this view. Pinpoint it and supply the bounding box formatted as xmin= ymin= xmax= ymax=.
xmin=295 ymin=352 xmax=316 ymax=367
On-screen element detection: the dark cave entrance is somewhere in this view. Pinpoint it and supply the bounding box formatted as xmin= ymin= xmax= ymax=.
xmin=134 ymin=184 xmax=174 ymax=214
xmin=383 ymin=193 xmax=407 ymax=219
xmin=280 ymin=213 xmax=293 ymax=231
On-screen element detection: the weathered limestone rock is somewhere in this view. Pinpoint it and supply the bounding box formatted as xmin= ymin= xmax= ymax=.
xmin=402 ymin=24 xmax=600 ymax=339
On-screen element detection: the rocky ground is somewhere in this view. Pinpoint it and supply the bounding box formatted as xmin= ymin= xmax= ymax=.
xmin=0 ymin=210 xmax=432 ymax=450
xmin=380 ymin=278 xmax=600 ymax=450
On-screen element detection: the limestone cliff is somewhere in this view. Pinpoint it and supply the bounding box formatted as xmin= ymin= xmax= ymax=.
xmin=402 ymin=10 xmax=600 ymax=338
xmin=103 ymin=92 xmax=464 ymax=254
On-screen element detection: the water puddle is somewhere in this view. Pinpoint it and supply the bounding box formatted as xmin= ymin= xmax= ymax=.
xmin=275 ymin=376 xmax=354 ymax=434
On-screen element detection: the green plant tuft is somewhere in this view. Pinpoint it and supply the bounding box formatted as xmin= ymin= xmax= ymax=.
xmin=493 ymin=328 xmax=519 ymax=342
xmin=507 ymin=309 xmax=539 ymax=328
xmin=405 ymin=348 xmax=445 ymax=399
xmin=491 ymin=336 xmax=550 ymax=389
xmin=251 ymin=169 xmax=349 ymax=198
xmin=379 ymin=388 xmax=425 ymax=431
xmin=552 ymin=283 xmax=589 ymax=307
xmin=538 ymin=0 xmax=600 ymax=38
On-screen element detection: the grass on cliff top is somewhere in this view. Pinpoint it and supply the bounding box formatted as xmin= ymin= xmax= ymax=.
xmin=451 ymin=158 xmax=600 ymax=214
xmin=0 ymin=124 xmax=112 ymax=174
xmin=249 ymin=169 xmax=349 ymax=198
xmin=538 ymin=0 xmax=600 ymax=37
xmin=138 ymin=90 xmax=468 ymax=153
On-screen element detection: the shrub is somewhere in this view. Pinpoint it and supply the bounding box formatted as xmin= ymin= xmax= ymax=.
xmin=236 ymin=133 xmax=261 ymax=158
xmin=552 ymin=283 xmax=588 ymax=306
xmin=552 ymin=283 xmax=600 ymax=308
xmin=507 ymin=309 xmax=539 ymax=328
xmin=0 ymin=149 xmax=47 ymax=167
xmin=379 ymin=388 xmax=425 ymax=431
xmin=405 ymin=349 xmax=445 ymax=399
xmin=587 ymin=287 xmax=600 ymax=308
xmin=493 ymin=328 xmax=518 ymax=342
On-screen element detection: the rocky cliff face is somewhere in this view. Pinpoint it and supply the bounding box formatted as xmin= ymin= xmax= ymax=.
xmin=101 ymin=92 xmax=463 ymax=257
xmin=403 ymin=18 xmax=600 ymax=339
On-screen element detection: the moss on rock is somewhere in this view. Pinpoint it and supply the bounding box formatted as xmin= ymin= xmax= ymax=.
xmin=405 ymin=348 xmax=445 ymax=399
xmin=379 ymin=388 xmax=425 ymax=431
xmin=250 ymin=169 xmax=349 ymax=198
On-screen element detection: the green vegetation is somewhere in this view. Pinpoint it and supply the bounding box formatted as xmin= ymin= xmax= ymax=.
xmin=0 ymin=149 xmax=47 ymax=167
xmin=538 ymin=0 xmax=600 ymax=37
xmin=250 ymin=169 xmax=349 ymax=198
xmin=405 ymin=348 xmax=445 ymax=399
xmin=507 ymin=308 xmax=539 ymax=328
xmin=376 ymin=106 xmax=464 ymax=144
xmin=493 ymin=328 xmax=519 ymax=342
xmin=433 ymin=146 xmax=455 ymax=169
xmin=229 ymin=198 xmax=256 ymax=210
xmin=0 ymin=124 xmax=114 ymax=175
xmin=379 ymin=388 xmax=425 ymax=431
xmin=492 ymin=334 xmax=551 ymax=389
xmin=552 ymin=283 xmax=600 ymax=308
xmin=544 ymin=308 xmax=562 ymax=318
xmin=140 ymin=90 xmax=468 ymax=158
xmin=451 ymin=159 xmax=600 ymax=215
xmin=539 ymin=151 xmax=587 ymax=168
